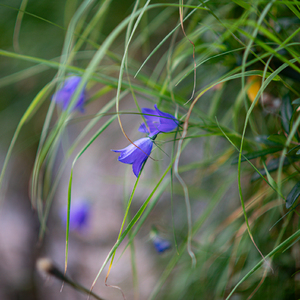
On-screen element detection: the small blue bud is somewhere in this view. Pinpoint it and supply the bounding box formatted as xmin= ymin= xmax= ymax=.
xmin=61 ymin=200 xmax=91 ymax=232
xmin=150 ymin=226 xmax=171 ymax=253
xmin=153 ymin=237 xmax=171 ymax=253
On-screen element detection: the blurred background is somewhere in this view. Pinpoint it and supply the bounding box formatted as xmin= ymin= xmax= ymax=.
xmin=0 ymin=1 xmax=193 ymax=299
xmin=1 ymin=1 xmax=300 ymax=300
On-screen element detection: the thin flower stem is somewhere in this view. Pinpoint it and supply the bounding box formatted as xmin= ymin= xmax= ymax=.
xmin=104 ymin=169 xmax=142 ymax=284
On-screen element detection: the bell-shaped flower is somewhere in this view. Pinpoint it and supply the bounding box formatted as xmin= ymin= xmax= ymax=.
xmin=153 ymin=236 xmax=171 ymax=253
xmin=61 ymin=200 xmax=91 ymax=232
xmin=150 ymin=226 xmax=171 ymax=253
xmin=112 ymin=137 xmax=153 ymax=177
xmin=138 ymin=104 xmax=179 ymax=137
xmin=52 ymin=75 xmax=86 ymax=112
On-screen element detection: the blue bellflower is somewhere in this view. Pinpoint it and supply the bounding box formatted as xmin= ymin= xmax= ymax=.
xmin=138 ymin=104 xmax=179 ymax=137
xmin=112 ymin=137 xmax=153 ymax=177
xmin=153 ymin=236 xmax=171 ymax=253
xmin=61 ymin=200 xmax=91 ymax=232
xmin=52 ymin=76 xmax=86 ymax=112
xmin=150 ymin=227 xmax=171 ymax=253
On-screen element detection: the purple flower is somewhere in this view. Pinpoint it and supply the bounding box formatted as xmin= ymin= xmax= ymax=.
xmin=52 ymin=76 xmax=86 ymax=112
xmin=153 ymin=237 xmax=171 ymax=253
xmin=61 ymin=200 xmax=91 ymax=232
xmin=150 ymin=227 xmax=171 ymax=253
xmin=112 ymin=137 xmax=153 ymax=177
xmin=138 ymin=104 xmax=179 ymax=137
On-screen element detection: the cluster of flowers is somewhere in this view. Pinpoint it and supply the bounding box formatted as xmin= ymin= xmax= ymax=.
xmin=61 ymin=198 xmax=171 ymax=254
xmin=112 ymin=105 xmax=179 ymax=177
xmin=53 ymin=76 xmax=174 ymax=251
xmin=52 ymin=75 xmax=179 ymax=177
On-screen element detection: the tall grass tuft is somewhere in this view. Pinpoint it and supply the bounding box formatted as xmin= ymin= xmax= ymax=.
xmin=2 ymin=0 xmax=300 ymax=299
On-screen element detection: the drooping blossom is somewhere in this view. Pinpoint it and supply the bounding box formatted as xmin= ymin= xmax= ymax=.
xmin=61 ymin=200 xmax=91 ymax=232
xmin=153 ymin=236 xmax=171 ymax=253
xmin=112 ymin=137 xmax=153 ymax=177
xmin=150 ymin=227 xmax=171 ymax=253
xmin=52 ymin=76 xmax=86 ymax=112
xmin=138 ymin=104 xmax=179 ymax=137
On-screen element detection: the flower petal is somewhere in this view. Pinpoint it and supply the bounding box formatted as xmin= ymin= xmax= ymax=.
xmin=132 ymin=142 xmax=153 ymax=177
xmin=153 ymin=237 xmax=171 ymax=253
xmin=132 ymin=157 xmax=146 ymax=177
xmin=113 ymin=143 xmax=138 ymax=163
xmin=138 ymin=123 xmax=149 ymax=134
xmin=154 ymin=104 xmax=179 ymax=133
xmin=140 ymin=105 xmax=178 ymax=136
xmin=61 ymin=200 xmax=91 ymax=232
xmin=112 ymin=137 xmax=153 ymax=177
xmin=141 ymin=107 xmax=159 ymax=120
xmin=140 ymin=108 xmax=161 ymax=135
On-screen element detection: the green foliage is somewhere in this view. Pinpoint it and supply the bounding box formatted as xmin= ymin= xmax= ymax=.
xmin=2 ymin=0 xmax=300 ymax=299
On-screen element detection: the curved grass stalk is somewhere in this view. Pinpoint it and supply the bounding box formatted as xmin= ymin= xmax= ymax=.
xmin=134 ymin=3 xmax=207 ymax=78
xmin=30 ymin=0 xmax=95 ymax=208
xmin=91 ymin=138 xmax=191 ymax=293
xmin=179 ymin=0 xmax=196 ymax=103
xmin=0 ymin=3 xmax=66 ymax=31
xmin=172 ymin=64 xmax=284 ymax=265
xmin=173 ymin=153 xmax=196 ymax=265
xmin=13 ymin=0 xmax=28 ymax=53
xmin=0 ymin=49 xmax=189 ymax=106
xmin=90 ymin=159 xmax=177 ymax=293
xmin=234 ymin=0 xmax=277 ymax=276
xmin=38 ymin=93 xmax=127 ymax=239
xmin=215 ymin=119 xmax=283 ymax=197
xmin=115 ymin=0 xmax=151 ymax=146
xmin=120 ymin=178 xmax=171 ymax=258
xmin=117 ymin=134 xmax=191 ymax=263
xmin=225 ymin=227 xmax=300 ymax=300
xmin=148 ymin=175 xmax=234 ymax=300
xmin=0 ymin=82 xmax=53 ymax=208
xmin=130 ymin=7 xmax=174 ymax=53
xmin=65 ymin=115 xmax=116 ymax=272
xmin=236 ymin=54 xmax=299 ymax=250
xmin=277 ymin=111 xmax=300 ymax=206
xmin=68 ymin=0 xmax=113 ymax=64
xmin=104 ymin=170 xmax=142 ymax=289
xmin=173 ymin=8 xmax=299 ymax=99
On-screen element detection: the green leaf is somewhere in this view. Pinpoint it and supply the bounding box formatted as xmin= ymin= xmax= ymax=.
xmin=281 ymin=94 xmax=293 ymax=134
xmin=255 ymin=135 xmax=285 ymax=147
xmin=292 ymin=98 xmax=300 ymax=105
xmin=287 ymin=145 xmax=300 ymax=156
xmin=251 ymin=158 xmax=291 ymax=182
xmin=263 ymin=161 xmax=278 ymax=191
xmin=289 ymin=108 xmax=300 ymax=142
xmin=225 ymin=228 xmax=300 ymax=300
xmin=267 ymin=134 xmax=287 ymax=146
xmin=231 ymin=0 xmax=251 ymax=10
xmin=231 ymin=147 xmax=282 ymax=164
xmin=286 ymin=181 xmax=300 ymax=209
